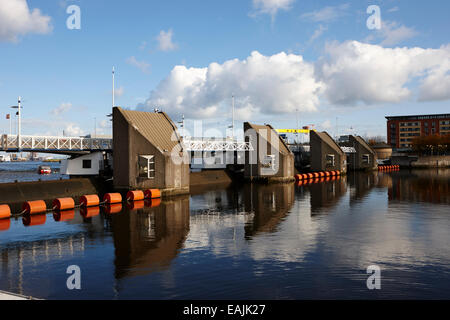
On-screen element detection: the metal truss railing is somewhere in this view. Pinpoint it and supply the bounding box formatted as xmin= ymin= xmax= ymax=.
xmin=1 ymin=135 xmax=112 ymax=152
xmin=183 ymin=138 xmax=253 ymax=152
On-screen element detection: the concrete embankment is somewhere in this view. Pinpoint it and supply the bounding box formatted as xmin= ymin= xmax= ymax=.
xmin=392 ymin=155 xmax=450 ymax=168
xmin=190 ymin=170 xmax=234 ymax=194
xmin=0 ymin=178 xmax=105 ymax=213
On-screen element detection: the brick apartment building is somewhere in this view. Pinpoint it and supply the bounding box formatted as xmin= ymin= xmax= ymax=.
xmin=386 ymin=114 xmax=450 ymax=149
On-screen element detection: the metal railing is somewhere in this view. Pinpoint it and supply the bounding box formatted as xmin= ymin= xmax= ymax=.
xmin=183 ymin=138 xmax=253 ymax=152
xmin=1 ymin=135 xmax=112 ymax=152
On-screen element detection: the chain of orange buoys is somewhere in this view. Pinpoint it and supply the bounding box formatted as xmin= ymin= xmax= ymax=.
xmin=0 ymin=189 xmax=161 ymax=230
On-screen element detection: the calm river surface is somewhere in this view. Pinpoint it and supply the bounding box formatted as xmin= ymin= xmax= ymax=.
xmin=0 ymin=169 xmax=449 ymax=299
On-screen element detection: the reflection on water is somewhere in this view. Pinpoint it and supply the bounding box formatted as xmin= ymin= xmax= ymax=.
xmin=1 ymin=170 xmax=450 ymax=299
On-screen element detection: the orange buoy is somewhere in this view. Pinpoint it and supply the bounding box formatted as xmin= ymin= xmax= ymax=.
xmin=127 ymin=200 xmax=145 ymax=211
xmin=103 ymin=193 xmax=122 ymax=204
xmin=306 ymin=173 xmax=313 ymax=179
xmin=53 ymin=210 xmax=75 ymax=222
xmin=295 ymin=174 xmax=302 ymax=181
xmin=22 ymin=200 xmax=47 ymax=215
xmin=319 ymin=172 xmax=325 ymax=177
xmin=53 ymin=198 xmax=75 ymax=211
xmin=127 ymin=190 xmax=145 ymax=201
xmin=144 ymin=189 xmax=161 ymax=199
xmin=0 ymin=205 xmax=11 ymax=220
xmin=80 ymin=206 xmax=100 ymax=218
xmin=325 ymin=171 xmax=331 ymax=177
xmin=80 ymin=195 xmax=100 ymax=207
xmin=313 ymin=172 xmax=320 ymax=178
xmin=23 ymin=214 xmax=46 ymax=227
xmin=335 ymin=170 xmax=341 ymax=176
xmin=330 ymin=171 xmax=336 ymax=176
xmin=301 ymin=174 xmax=308 ymax=180
xmin=104 ymin=203 xmax=122 ymax=215
xmin=295 ymin=181 xmax=303 ymax=187
xmin=145 ymin=198 xmax=161 ymax=208
xmin=0 ymin=218 xmax=10 ymax=231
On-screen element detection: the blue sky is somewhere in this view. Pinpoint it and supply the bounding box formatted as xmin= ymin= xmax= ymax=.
xmin=0 ymin=0 xmax=449 ymax=140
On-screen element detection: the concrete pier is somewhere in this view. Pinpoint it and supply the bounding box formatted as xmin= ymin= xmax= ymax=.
xmin=0 ymin=290 xmax=32 ymax=300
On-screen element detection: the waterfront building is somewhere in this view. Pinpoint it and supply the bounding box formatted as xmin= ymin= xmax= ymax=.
xmin=386 ymin=113 xmax=450 ymax=149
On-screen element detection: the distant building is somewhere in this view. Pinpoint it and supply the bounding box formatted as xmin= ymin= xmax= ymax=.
xmin=386 ymin=114 xmax=450 ymax=149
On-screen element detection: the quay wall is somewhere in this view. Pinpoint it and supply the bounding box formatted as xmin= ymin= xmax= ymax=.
xmin=392 ymin=155 xmax=450 ymax=168
xmin=0 ymin=178 xmax=103 ymax=213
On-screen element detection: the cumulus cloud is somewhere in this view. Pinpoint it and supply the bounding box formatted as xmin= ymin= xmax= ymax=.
xmin=138 ymin=51 xmax=323 ymax=120
xmin=252 ymin=0 xmax=295 ymax=18
xmin=126 ymin=56 xmax=151 ymax=74
xmin=316 ymin=41 xmax=450 ymax=105
xmin=301 ymin=3 xmax=350 ymax=23
xmin=64 ymin=123 xmax=84 ymax=136
xmin=0 ymin=0 xmax=52 ymax=42
xmin=156 ymin=29 xmax=177 ymax=52
xmin=114 ymin=86 xmax=124 ymax=98
xmin=51 ymin=102 xmax=72 ymax=116
xmin=374 ymin=21 xmax=418 ymax=46
xmin=138 ymin=42 xmax=450 ymax=120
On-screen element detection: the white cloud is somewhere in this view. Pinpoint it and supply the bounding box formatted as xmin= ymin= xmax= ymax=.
xmin=138 ymin=51 xmax=323 ymax=120
xmin=321 ymin=120 xmax=332 ymax=130
xmin=308 ymin=25 xmax=327 ymax=43
xmin=64 ymin=123 xmax=84 ymax=137
xmin=156 ymin=29 xmax=177 ymax=52
xmin=51 ymin=102 xmax=72 ymax=116
xmin=114 ymin=86 xmax=124 ymax=98
xmin=0 ymin=0 xmax=52 ymax=42
xmin=316 ymin=41 xmax=450 ymax=105
xmin=301 ymin=3 xmax=350 ymax=23
xmin=388 ymin=6 xmax=399 ymax=13
xmin=126 ymin=56 xmax=151 ymax=74
xmin=252 ymin=0 xmax=295 ymax=18
xmin=138 ymin=42 xmax=450 ymax=121
xmin=378 ymin=21 xmax=418 ymax=46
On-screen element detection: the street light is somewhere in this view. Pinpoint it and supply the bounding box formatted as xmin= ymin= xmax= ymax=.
xmin=10 ymin=96 xmax=22 ymax=150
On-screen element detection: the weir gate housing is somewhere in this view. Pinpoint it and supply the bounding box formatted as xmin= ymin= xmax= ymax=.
xmin=1 ymin=107 xmax=378 ymax=194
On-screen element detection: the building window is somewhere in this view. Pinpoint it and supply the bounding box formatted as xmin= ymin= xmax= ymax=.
xmin=326 ymin=154 xmax=335 ymax=167
xmin=362 ymin=154 xmax=370 ymax=164
xmin=82 ymin=160 xmax=92 ymax=169
xmin=138 ymin=155 xmax=155 ymax=179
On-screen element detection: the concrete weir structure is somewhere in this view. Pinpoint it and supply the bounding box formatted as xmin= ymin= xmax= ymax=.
xmin=244 ymin=122 xmax=295 ymax=182
xmin=310 ymin=131 xmax=347 ymax=174
xmin=113 ymin=107 xmax=190 ymax=195
xmin=341 ymin=135 xmax=378 ymax=171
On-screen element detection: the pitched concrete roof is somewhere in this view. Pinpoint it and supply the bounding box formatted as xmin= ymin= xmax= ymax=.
xmin=117 ymin=108 xmax=182 ymax=152
xmin=313 ymin=131 xmax=345 ymax=155
xmin=245 ymin=122 xmax=291 ymax=154
xmin=354 ymin=136 xmax=376 ymax=154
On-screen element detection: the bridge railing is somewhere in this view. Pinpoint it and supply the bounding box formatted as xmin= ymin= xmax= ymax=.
xmin=1 ymin=135 xmax=112 ymax=151
xmin=182 ymin=138 xmax=253 ymax=152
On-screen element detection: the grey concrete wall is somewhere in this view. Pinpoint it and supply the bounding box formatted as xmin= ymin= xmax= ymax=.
xmin=244 ymin=123 xmax=295 ymax=180
xmin=310 ymin=132 xmax=346 ymax=173
xmin=346 ymin=136 xmax=377 ymax=171
xmin=113 ymin=107 xmax=189 ymax=193
xmin=0 ymin=178 xmax=101 ymax=213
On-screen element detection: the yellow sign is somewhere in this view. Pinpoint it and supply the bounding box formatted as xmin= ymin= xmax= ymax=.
xmin=276 ymin=129 xmax=316 ymax=134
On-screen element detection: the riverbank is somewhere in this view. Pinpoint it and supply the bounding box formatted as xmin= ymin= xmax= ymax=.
xmin=392 ymin=155 xmax=450 ymax=168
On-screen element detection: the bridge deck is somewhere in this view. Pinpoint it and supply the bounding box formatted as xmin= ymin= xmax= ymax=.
xmin=1 ymin=135 xmax=112 ymax=154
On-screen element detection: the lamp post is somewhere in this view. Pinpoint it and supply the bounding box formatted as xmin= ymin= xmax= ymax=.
xmin=10 ymin=96 xmax=22 ymax=150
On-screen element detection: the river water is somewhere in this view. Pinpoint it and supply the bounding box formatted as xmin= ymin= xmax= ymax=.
xmin=0 ymin=169 xmax=449 ymax=299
